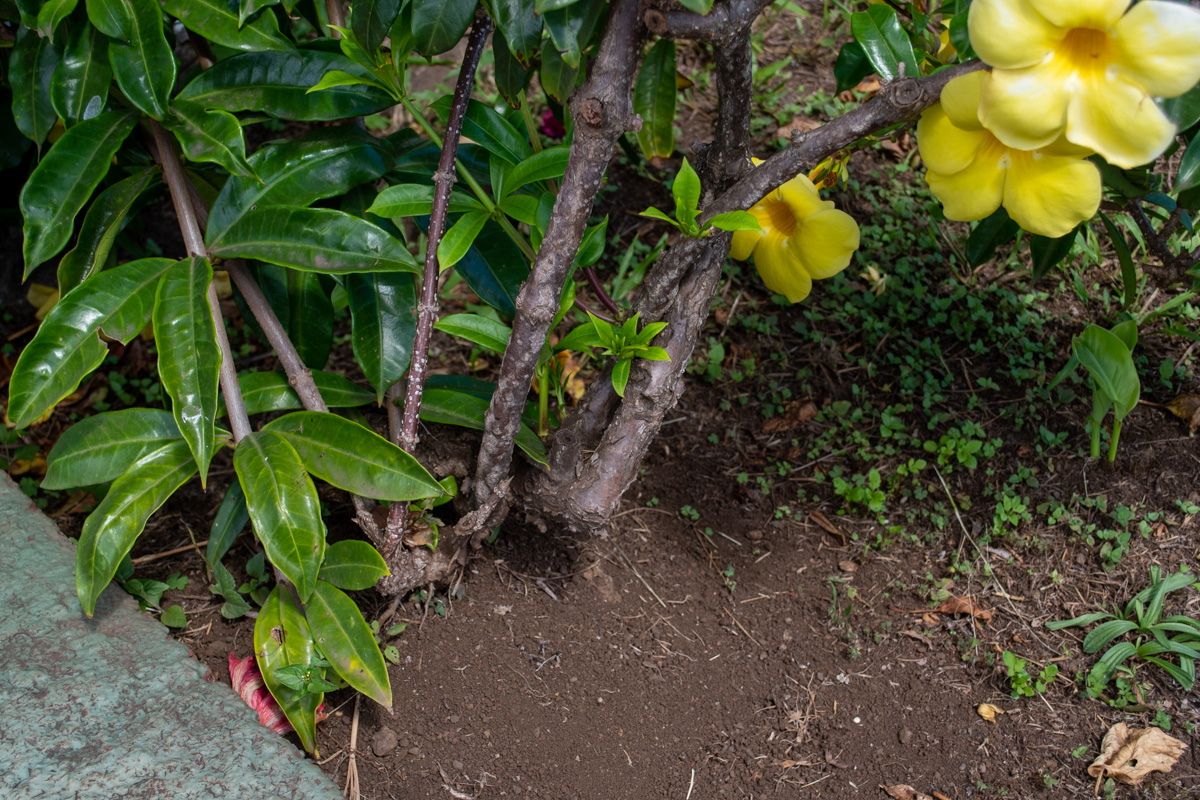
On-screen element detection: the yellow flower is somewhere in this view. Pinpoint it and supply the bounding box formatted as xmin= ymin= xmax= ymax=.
xmin=968 ymin=0 xmax=1200 ymax=168
xmin=917 ymin=71 xmax=1101 ymax=238
xmin=730 ymin=166 xmax=860 ymax=303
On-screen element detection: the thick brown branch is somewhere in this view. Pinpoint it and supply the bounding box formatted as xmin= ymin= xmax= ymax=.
xmin=644 ymin=0 xmax=774 ymax=43
xmin=471 ymin=0 xmax=646 ymax=513
xmin=149 ymin=120 xmax=252 ymax=444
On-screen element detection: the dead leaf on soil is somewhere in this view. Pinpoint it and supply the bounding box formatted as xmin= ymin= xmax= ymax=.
xmin=1164 ymin=393 xmax=1200 ymax=433
xmin=838 ymin=560 xmax=858 ymax=573
xmin=762 ymin=399 xmax=818 ymax=433
xmin=933 ymin=595 xmax=994 ymax=625
xmin=808 ymin=510 xmax=847 ymax=544
xmin=977 ymin=703 xmax=1005 ymax=722
xmin=880 ymin=785 xmax=933 ymax=800
xmin=1088 ymin=723 xmax=1186 ymax=785
xmin=825 ymin=750 xmax=850 ymax=769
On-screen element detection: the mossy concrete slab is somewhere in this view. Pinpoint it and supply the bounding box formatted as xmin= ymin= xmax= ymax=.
xmin=0 ymin=474 xmax=343 ymax=800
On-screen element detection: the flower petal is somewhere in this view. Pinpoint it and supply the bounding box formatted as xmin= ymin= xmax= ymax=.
xmin=777 ymin=174 xmax=829 ymax=220
xmin=925 ymin=148 xmax=1006 ymax=223
xmin=730 ymin=226 xmax=764 ymax=261
xmin=940 ymin=71 xmax=987 ymax=131
xmin=752 ymin=229 xmax=813 ymax=303
xmin=918 ymin=105 xmax=989 ymax=175
xmin=1111 ymin=1 xmax=1200 ymax=99
xmin=979 ymin=66 xmax=1071 ymax=150
xmin=795 ymin=208 xmax=860 ymax=281
xmin=1065 ymin=74 xmax=1177 ymax=167
xmin=1002 ymin=152 xmax=1101 ymax=237
xmin=969 ymin=0 xmax=1061 ymax=69
xmin=1027 ymin=0 xmax=1128 ymax=29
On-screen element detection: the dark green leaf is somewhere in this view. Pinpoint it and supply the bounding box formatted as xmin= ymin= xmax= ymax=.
xmin=154 ymin=257 xmax=222 ymax=486
xmin=162 ymin=0 xmax=295 ymax=52
xmin=1087 ymin=641 xmax=1137 ymax=697
xmin=834 ymin=40 xmax=873 ymax=94
xmin=37 ymin=0 xmax=80 ymax=39
xmin=318 ymin=540 xmax=389 ymax=591
xmin=166 ymin=99 xmax=256 ymax=178
xmin=8 ymin=257 xmax=172 ymax=428
xmin=432 ymin=217 xmax=527 ymax=317
xmin=1073 ymin=324 xmax=1140 ymax=421
xmin=411 ymin=0 xmax=474 ymax=55
xmin=368 ymin=183 xmax=482 ymax=218
xmin=20 ymin=108 xmax=138 ymax=274
xmin=345 ymin=271 xmax=416 ymax=403
xmin=1163 ymin=84 xmax=1200 ymax=131
xmin=235 ymin=430 xmax=324 ymax=601
xmin=1029 ymin=227 xmax=1077 ymax=280
xmin=43 ymin=408 xmax=181 ymax=489
xmin=494 ymin=0 xmax=538 ymax=63
xmin=210 ymin=207 xmax=419 ymax=273
xmin=965 ymin=207 xmax=1019 ymax=267
xmin=1175 ymin=134 xmax=1200 ymax=194
xmin=492 ymin=32 xmax=533 ymax=108
xmin=254 ymin=586 xmax=322 ymax=754
xmin=534 ymin=0 xmax=578 ymax=10
xmin=208 ymin=127 xmax=392 ymax=245
xmin=11 ymin=25 xmax=62 ymax=146
xmin=1044 ymin=611 xmax=1112 ymax=631
xmin=306 ymin=580 xmax=393 ymax=709
xmin=633 ymin=38 xmax=675 ymax=160
xmin=850 ymin=4 xmax=919 ymax=83
xmin=238 ymin=0 xmax=278 ymax=25
xmin=1097 ymin=211 xmax=1138 ymax=309
xmin=101 ymin=0 xmax=175 ymax=119
xmin=235 ymin=369 xmax=374 ymax=415
xmin=76 ymin=440 xmax=197 ymax=615
xmin=542 ymin=0 xmax=601 ymax=70
xmin=177 ymin=47 xmax=394 ymax=120
xmin=420 ymin=388 xmax=547 ymax=466
xmin=264 ymin=410 xmax=444 ymax=500
xmin=58 ymin=167 xmax=156 ymax=293
xmin=431 ymin=96 xmax=532 ymax=166
xmin=539 ymin=39 xmax=577 ymax=104
xmin=248 ymin=264 xmax=334 ymax=369
xmin=51 ymin=17 xmax=111 ymax=127
xmin=948 ymin=10 xmax=975 ymax=61
xmin=350 ymin=0 xmax=400 ymax=53
xmin=205 ymin=479 xmax=248 ymax=569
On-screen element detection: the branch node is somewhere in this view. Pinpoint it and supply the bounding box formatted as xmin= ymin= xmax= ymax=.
xmin=579 ymin=98 xmax=605 ymax=128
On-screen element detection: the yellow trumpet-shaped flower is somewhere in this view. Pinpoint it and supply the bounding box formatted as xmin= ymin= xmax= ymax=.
xmin=968 ymin=0 xmax=1200 ymax=168
xmin=730 ymin=166 xmax=860 ymax=303
xmin=917 ymin=71 xmax=1101 ymax=238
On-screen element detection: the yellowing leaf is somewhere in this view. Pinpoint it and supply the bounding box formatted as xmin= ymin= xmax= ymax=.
xmin=977 ymin=702 xmax=1004 ymax=722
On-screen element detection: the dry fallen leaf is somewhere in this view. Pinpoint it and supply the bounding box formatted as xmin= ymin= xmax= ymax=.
xmin=838 ymin=560 xmax=859 ymax=573
xmin=762 ymin=399 xmax=818 ymax=433
xmin=808 ymin=510 xmax=847 ymax=545
xmin=880 ymin=785 xmax=933 ymax=800
xmin=1164 ymin=393 xmax=1200 ymax=433
xmin=1088 ymin=723 xmax=1186 ymax=785
xmin=977 ymin=703 xmax=1005 ymax=723
xmin=933 ymin=595 xmax=994 ymax=625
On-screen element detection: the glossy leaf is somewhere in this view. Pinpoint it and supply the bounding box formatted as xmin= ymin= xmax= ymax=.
xmin=1163 ymin=84 xmax=1200 ymax=131
xmin=434 ymin=312 xmax=512 ymax=354
xmin=235 ymin=430 xmax=325 ymax=601
xmin=264 ymin=410 xmax=444 ymax=500
xmin=833 ymin=40 xmax=872 ymax=94
xmin=177 ymin=48 xmax=394 ymax=120
xmin=411 ymin=0 xmax=474 ymax=55
xmin=76 ymin=440 xmax=197 ymax=615
xmin=11 ymin=26 xmax=61 ymax=146
xmin=58 ymin=167 xmax=156 ymax=292
xmin=51 ymin=17 xmax=110 ymax=126
xmin=37 ymin=0 xmax=80 ymax=39
xmin=210 ymin=207 xmax=420 ymax=273
xmin=1175 ymin=134 xmax=1200 ymax=194
xmin=20 ymin=109 xmax=138 ymax=274
xmin=247 ymin=264 xmax=334 ymax=369
xmin=1029 ymin=227 xmax=1077 ymax=280
xmin=208 ymin=127 xmax=392 ymax=245
xmin=492 ymin=32 xmax=533 ymax=108
xmin=431 ymin=96 xmax=532 ymax=165
xmin=850 ymin=4 xmax=919 ymax=83
xmin=503 ymin=145 xmax=570 ymax=194
xmin=534 ymin=0 xmax=579 ymax=10
xmin=437 ymin=210 xmax=489 ymax=270
xmin=8 ymin=257 xmax=172 ymax=428
xmin=421 ymin=388 xmax=547 ymax=466
xmin=367 ymin=183 xmax=482 ymax=218
xmin=345 ymin=271 xmax=416 ymax=403
xmin=1073 ymin=324 xmax=1140 ymax=421
xmin=235 ymin=369 xmax=374 ymax=415
xmin=306 ymin=580 xmax=392 ymax=709
xmin=100 ymin=0 xmax=175 ymax=119
xmin=161 ymin=0 xmax=295 ymax=53
xmin=633 ymin=38 xmax=675 ymax=160
xmin=166 ymin=100 xmax=255 ymax=178
xmin=965 ymin=207 xmax=1019 ymax=267
xmin=454 ymin=219 xmax=528 ymax=317
xmin=255 ymin=586 xmax=323 ymax=755
xmin=317 ymin=540 xmax=389 ymax=591
xmin=539 ymin=39 xmax=577 ymax=104
xmin=351 ymin=0 xmax=400 ymax=53
xmin=238 ymin=0 xmax=279 ymax=25
xmin=205 ymin=479 xmax=249 ymax=569
xmin=543 ymin=0 xmax=602 ymax=70
xmin=494 ymin=0 xmax=539 ymax=63
xmin=154 ymin=257 xmax=222 ymax=486
xmin=43 ymin=408 xmax=181 ymax=490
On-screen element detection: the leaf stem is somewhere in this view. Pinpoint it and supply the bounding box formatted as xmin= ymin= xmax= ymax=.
xmin=1107 ymin=418 xmax=1122 ymax=462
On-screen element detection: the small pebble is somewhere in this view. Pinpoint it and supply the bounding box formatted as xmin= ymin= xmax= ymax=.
xmin=746 ymin=530 xmax=763 ymax=541
xmin=453 ymin=760 xmax=464 ymax=771
xmin=853 ymin=716 xmax=861 ymax=724
xmin=371 ymin=728 xmax=398 ymax=757
xmin=899 ymin=727 xmax=913 ymax=745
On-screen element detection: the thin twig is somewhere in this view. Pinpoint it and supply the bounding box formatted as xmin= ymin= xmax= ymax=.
xmin=343 ymin=695 xmax=360 ymax=800
xmin=131 ymin=539 xmax=210 ymax=565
